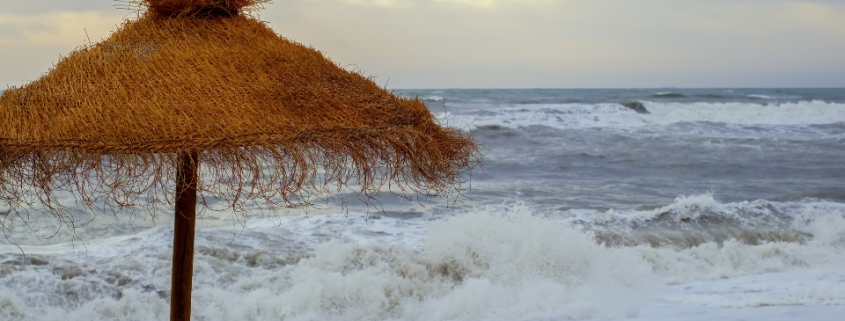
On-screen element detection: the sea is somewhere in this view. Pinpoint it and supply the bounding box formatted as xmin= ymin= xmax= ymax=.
xmin=1 ymin=88 xmax=845 ymax=320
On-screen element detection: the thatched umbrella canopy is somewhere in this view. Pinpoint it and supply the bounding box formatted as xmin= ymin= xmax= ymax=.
xmin=0 ymin=0 xmax=478 ymax=320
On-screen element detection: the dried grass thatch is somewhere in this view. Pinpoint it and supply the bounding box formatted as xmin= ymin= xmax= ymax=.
xmin=0 ymin=5 xmax=479 ymax=232
xmin=137 ymin=0 xmax=271 ymax=17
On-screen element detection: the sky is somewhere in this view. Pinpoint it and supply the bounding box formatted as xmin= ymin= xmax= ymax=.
xmin=1 ymin=0 xmax=844 ymax=89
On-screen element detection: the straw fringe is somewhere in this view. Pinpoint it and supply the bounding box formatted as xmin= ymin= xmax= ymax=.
xmin=122 ymin=0 xmax=272 ymax=17
xmin=0 ymin=14 xmax=479 ymax=230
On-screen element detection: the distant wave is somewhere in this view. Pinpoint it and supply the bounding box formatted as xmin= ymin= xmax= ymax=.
xmin=651 ymin=92 xmax=687 ymax=98
xmin=747 ymin=94 xmax=773 ymax=99
xmin=695 ymin=94 xmax=725 ymax=99
xmin=642 ymin=100 xmax=845 ymax=126
xmin=747 ymin=94 xmax=801 ymax=100
xmin=441 ymin=100 xmax=845 ymax=131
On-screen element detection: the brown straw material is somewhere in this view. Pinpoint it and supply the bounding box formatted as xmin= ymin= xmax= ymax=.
xmin=0 ymin=8 xmax=479 ymax=230
xmin=141 ymin=0 xmax=270 ymax=17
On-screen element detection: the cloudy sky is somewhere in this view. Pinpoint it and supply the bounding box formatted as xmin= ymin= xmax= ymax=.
xmin=1 ymin=0 xmax=844 ymax=88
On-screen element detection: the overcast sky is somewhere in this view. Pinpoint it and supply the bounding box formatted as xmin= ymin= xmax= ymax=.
xmin=1 ymin=0 xmax=844 ymax=88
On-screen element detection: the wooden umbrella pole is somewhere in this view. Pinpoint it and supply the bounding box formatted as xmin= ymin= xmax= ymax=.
xmin=171 ymin=151 xmax=199 ymax=321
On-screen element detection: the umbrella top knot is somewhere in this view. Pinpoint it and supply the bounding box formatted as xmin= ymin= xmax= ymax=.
xmin=143 ymin=0 xmax=268 ymax=17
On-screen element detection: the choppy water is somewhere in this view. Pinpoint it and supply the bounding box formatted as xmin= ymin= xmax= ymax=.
xmin=2 ymin=88 xmax=845 ymax=320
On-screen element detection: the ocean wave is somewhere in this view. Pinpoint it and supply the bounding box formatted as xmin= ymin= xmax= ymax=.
xmin=747 ymin=94 xmax=802 ymax=100
xmin=747 ymin=94 xmax=774 ymax=99
xmin=651 ymin=92 xmax=688 ymax=98
xmin=567 ymin=194 xmax=845 ymax=249
xmin=438 ymin=100 xmax=845 ymax=131
xmin=0 ymin=206 xmax=661 ymax=321
xmin=629 ymin=100 xmax=845 ymax=128
xmin=2 ymin=198 xmax=844 ymax=320
xmin=437 ymin=103 xmax=648 ymax=131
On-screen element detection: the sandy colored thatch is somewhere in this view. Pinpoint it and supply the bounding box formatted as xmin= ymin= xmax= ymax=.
xmin=0 ymin=1 xmax=479 ymax=224
xmin=142 ymin=0 xmax=270 ymax=17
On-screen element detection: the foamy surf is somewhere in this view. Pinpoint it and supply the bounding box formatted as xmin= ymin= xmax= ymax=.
xmin=1 ymin=204 xmax=661 ymax=321
xmin=439 ymin=100 xmax=845 ymax=132
xmin=571 ymin=194 xmax=845 ymax=248
xmin=2 ymin=198 xmax=844 ymax=320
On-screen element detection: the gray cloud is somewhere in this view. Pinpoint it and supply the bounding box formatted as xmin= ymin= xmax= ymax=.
xmin=2 ymin=0 xmax=114 ymax=14
xmin=2 ymin=0 xmax=844 ymax=88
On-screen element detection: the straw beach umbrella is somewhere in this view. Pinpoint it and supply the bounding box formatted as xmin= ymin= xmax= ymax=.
xmin=0 ymin=0 xmax=478 ymax=320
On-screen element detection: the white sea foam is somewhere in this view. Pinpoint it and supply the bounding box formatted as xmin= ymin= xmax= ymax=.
xmin=632 ymin=272 xmax=845 ymax=321
xmin=747 ymin=94 xmax=802 ymax=100
xmin=438 ymin=103 xmax=648 ymax=130
xmin=440 ymin=101 xmax=845 ymax=132
xmin=643 ymin=100 xmax=845 ymax=126
xmin=662 ymin=270 xmax=845 ymax=307
xmin=747 ymin=94 xmax=774 ymax=99
xmin=2 ymin=200 xmax=844 ymax=320
xmin=577 ymin=193 xmax=845 ymax=229
xmin=624 ymin=196 xmax=845 ymax=284
xmin=578 ymin=193 xmax=774 ymax=225
xmin=1 ymin=204 xmax=663 ymax=321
